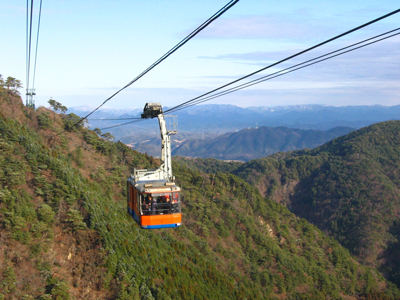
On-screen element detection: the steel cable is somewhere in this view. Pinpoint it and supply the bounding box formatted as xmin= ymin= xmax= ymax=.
xmin=26 ymin=0 xmax=34 ymax=94
xmin=32 ymin=0 xmax=43 ymax=90
xmin=167 ymin=28 xmax=400 ymax=113
xmin=79 ymin=0 xmax=239 ymax=122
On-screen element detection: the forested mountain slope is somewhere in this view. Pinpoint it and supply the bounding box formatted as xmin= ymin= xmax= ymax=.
xmin=172 ymin=126 xmax=354 ymax=161
xmin=233 ymin=121 xmax=400 ymax=288
xmin=0 ymin=86 xmax=399 ymax=299
xmin=173 ymin=156 xmax=243 ymax=174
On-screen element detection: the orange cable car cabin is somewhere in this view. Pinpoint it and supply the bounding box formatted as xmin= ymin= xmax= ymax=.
xmin=127 ymin=103 xmax=181 ymax=229
xmin=127 ymin=179 xmax=181 ymax=229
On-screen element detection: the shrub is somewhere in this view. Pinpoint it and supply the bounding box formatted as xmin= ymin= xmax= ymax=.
xmin=65 ymin=209 xmax=86 ymax=232
xmin=38 ymin=204 xmax=55 ymax=224
xmin=36 ymin=113 xmax=52 ymax=129
xmin=62 ymin=113 xmax=83 ymax=132
xmin=45 ymin=277 xmax=70 ymax=300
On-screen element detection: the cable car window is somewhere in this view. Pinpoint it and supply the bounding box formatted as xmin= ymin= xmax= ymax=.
xmin=148 ymin=192 xmax=181 ymax=215
xmin=171 ymin=192 xmax=181 ymax=213
xmin=140 ymin=194 xmax=152 ymax=215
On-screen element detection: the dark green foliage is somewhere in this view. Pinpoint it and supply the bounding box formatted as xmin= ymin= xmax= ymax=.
xmin=0 ymin=75 xmax=22 ymax=95
xmin=62 ymin=113 xmax=83 ymax=132
xmin=171 ymin=161 xmax=397 ymax=298
xmin=101 ymin=132 xmax=114 ymax=141
xmin=84 ymin=131 xmax=113 ymax=155
xmin=45 ymin=277 xmax=70 ymax=300
xmin=1 ymin=266 xmax=17 ymax=292
xmin=0 ymin=114 xmax=107 ymax=298
xmin=68 ymin=147 xmax=84 ymax=168
xmin=173 ymin=156 xmax=243 ymax=174
xmin=48 ymin=99 xmax=67 ymax=114
xmin=37 ymin=204 xmax=55 ymax=224
xmin=36 ymin=112 xmax=52 ymax=129
xmin=65 ymin=209 xmax=86 ymax=232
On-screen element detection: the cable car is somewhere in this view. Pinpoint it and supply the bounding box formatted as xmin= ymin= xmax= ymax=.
xmin=127 ymin=103 xmax=182 ymax=229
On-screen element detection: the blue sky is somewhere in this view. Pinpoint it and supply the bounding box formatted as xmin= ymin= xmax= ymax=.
xmin=1 ymin=0 xmax=399 ymax=109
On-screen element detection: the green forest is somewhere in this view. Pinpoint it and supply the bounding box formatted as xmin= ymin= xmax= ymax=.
xmin=0 ymin=77 xmax=399 ymax=299
xmin=229 ymin=121 xmax=400 ymax=290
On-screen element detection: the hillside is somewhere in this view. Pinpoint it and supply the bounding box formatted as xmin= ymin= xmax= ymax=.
xmin=232 ymin=121 xmax=400 ymax=288
xmin=0 ymin=86 xmax=399 ymax=299
xmin=172 ymin=126 xmax=354 ymax=161
xmin=173 ymin=157 xmax=243 ymax=174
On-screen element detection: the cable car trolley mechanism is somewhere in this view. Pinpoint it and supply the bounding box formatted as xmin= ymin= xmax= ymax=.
xmin=127 ymin=103 xmax=181 ymax=229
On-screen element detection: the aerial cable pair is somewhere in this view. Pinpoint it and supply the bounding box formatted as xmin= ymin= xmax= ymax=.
xmin=79 ymin=0 xmax=239 ymax=122
xmin=56 ymin=0 xmax=239 ymax=136
xmin=165 ymin=27 xmax=400 ymax=113
xmin=26 ymin=0 xmax=43 ymax=108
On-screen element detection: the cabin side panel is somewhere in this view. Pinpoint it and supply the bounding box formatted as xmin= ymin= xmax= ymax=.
xmin=141 ymin=213 xmax=182 ymax=227
xmin=127 ymin=181 xmax=140 ymax=224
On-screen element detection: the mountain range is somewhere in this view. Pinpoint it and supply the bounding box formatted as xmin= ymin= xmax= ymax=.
xmin=69 ymin=103 xmax=400 ymax=138
xmin=70 ymin=103 xmax=400 ymax=161
xmin=172 ymin=125 xmax=354 ymax=161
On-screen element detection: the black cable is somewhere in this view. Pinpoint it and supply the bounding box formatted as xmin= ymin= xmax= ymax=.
xmin=168 ymin=28 xmax=400 ymax=113
xmin=164 ymin=8 xmax=400 ymax=114
xmin=170 ymin=28 xmax=400 ymax=111
xmin=98 ymin=119 xmax=145 ymax=131
xmin=79 ymin=0 xmax=239 ymax=122
xmin=26 ymin=0 xmax=29 ymax=98
xmin=26 ymin=0 xmax=34 ymax=94
xmin=88 ymin=117 xmax=142 ymax=121
xmin=32 ymin=0 xmax=43 ymax=90
xmin=173 ymin=31 xmax=400 ymax=112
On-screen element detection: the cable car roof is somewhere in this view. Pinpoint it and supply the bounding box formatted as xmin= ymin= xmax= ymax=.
xmin=133 ymin=179 xmax=181 ymax=193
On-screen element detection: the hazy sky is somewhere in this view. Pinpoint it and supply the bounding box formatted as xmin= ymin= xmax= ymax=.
xmin=1 ymin=1 xmax=399 ymax=110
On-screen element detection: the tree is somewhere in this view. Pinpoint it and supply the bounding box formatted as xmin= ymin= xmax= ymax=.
xmin=94 ymin=128 xmax=102 ymax=135
xmin=0 ymin=75 xmax=4 ymax=95
xmin=48 ymin=98 xmax=68 ymax=114
xmin=3 ymin=76 xmax=22 ymax=95
xmin=38 ymin=204 xmax=55 ymax=224
xmin=4 ymin=76 xmax=16 ymax=89
xmin=101 ymin=132 xmax=115 ymax=141
xmin=62 ymin=113 xmax=85 ymax=132
xmin=37 ymin=112 xmax=52 ymax=129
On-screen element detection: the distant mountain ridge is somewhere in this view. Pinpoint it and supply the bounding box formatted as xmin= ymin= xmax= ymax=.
xmin=172 ymin=125 xmax=354 ymax=161
xmin=71 ymin=104 xmax=400 ymax=139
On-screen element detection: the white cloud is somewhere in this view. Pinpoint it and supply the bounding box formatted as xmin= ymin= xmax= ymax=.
xmin=197 ymin=34 xmax=400 ymax=84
